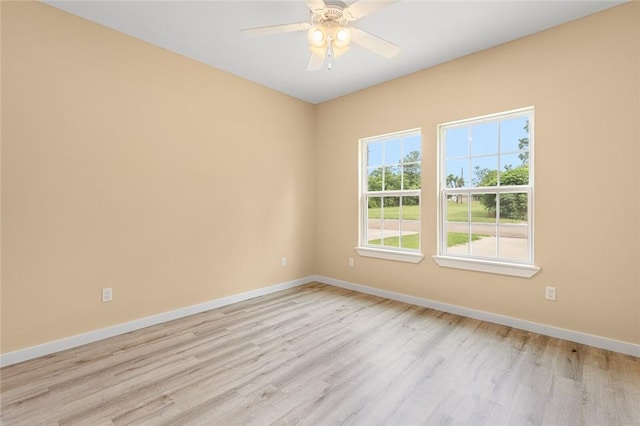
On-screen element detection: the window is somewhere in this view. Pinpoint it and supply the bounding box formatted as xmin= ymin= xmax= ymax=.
xmin=356 ymin=129 xmax=424 ymax=263
xmin=434 ymin=108 xmax=540 ymax=277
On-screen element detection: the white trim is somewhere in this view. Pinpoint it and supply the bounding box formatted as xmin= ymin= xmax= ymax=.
xmin=4 ymin=274 xmax=637 ymax=367
xmin=432 ymin=255 xmax=540 ymax=278
xmin=439 ymin=106 xmax=535 ymax=128
xmin=0 ymin=276 xmax=314 ymax=368
xmin=355 ymin=246 xmax=424 ymax=264
xmin=316 ymin=275 xmax=640 ymax=358
xmin=443 ymin=186 xmax=531 ymax=194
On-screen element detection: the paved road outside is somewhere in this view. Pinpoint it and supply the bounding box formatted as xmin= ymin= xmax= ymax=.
xmin=446 ymin=223 xmax=527 ymax=238
xmin=368 ymin=220 xmax=527 ymax=238
xmin=367 ymin=228 xmax=415 ymax=240
xmin=367 ymin=221 xmax=528 ymax=259
xmin=446 ymin=236 xmax=528 ymax=260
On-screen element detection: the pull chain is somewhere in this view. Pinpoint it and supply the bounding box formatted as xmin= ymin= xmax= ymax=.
xmin=327 ymin=36 xmax=333 ymax=71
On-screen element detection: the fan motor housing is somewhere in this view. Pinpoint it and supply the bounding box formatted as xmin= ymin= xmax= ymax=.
xmin=312 ymin=5 xmax=349 ymax=27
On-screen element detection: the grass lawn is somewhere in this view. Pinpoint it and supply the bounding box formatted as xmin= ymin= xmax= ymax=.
xmin=368 ymin=201 xmax=524 ymax=223
xmin=367 ymin=205 xmax=419 ymax=220
xmin=368 ymin=233 xmax=419 ymax=249
xmin=368 ymin=232 xmax=485 ymax=249
xmin=446 ymin=232 xmax=485 ymax=247
xmin=446 ymin=200 xmax=524 ymax=224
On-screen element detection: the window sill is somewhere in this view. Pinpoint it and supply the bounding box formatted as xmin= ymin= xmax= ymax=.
xmin=432 ymin=255 xmax=540 ymax=278
xmin=355 ymin=247 xmax=425 ymax=264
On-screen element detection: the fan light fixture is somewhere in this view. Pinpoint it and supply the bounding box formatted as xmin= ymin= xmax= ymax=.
xmin=241 ymin=0 xmax=400 ymax=71
xmin=308 ymin=26 xmax=326 ymax=47
xmin=307 ymin=24 xmax=352 ymax=59
xmin=334 ymin=27 xmax=351 ymax=47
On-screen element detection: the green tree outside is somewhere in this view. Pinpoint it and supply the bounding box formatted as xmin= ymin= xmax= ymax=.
xmin=475 ymin=120 xmax=529 ymax=220
xmin=367 ymin=150 xmax=420 ymax=208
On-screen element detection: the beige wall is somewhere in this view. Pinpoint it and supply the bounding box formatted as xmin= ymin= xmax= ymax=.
xmin=315 ymin=3 xmax=640 ymax=345
xmin=1 ymin=1 xmax=639 ymax=355
xmin=1 ymin=2 xmax=316 ymax=353
xmin=0 ymin=0 xmax=4 ymax=355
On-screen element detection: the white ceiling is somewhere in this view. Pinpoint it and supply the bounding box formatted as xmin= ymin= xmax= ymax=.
xmin=45 ymin=0 xmax=626 ymax=104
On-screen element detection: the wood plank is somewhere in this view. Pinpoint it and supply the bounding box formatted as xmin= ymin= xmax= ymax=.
xmin=1 ymin=283 xmax=639 ymax=425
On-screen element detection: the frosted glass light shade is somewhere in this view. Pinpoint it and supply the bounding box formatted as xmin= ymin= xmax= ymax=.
xmin=307 ymin=26 xmax=326 ymax=48
xmin=333 ymin=27 xmax=351 ymax=49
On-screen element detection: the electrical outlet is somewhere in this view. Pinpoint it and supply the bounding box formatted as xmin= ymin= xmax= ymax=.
xmin=545 ymin=286 xmax=556 ymax=301
xmin=281 ymin=257 xmax=287 ymax=267
xmin=102 ymin=287 xmax=113 ymax=303
xmin=348 ymin=258 xmax=354 ymax=267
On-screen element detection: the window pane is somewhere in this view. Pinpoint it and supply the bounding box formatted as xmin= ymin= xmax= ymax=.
xmin=471 ymin=193 xmax=496 ymax=258
xmin=499 ymin=193 xmax=528 ymax=223
xmin=402 ymin=164 xmax=421 ymax=190
xmin=445 ymin=159 xmax=469 ymax=189
xmin=498 ymin=161 xmax=529 ymax=187
xmin=470 ymin=224 xmax=496 ymax=258
xmin=384 ymin=166 xmax=401 ymax=191
xmin=445 ymin=127 xmax=469 ymax=158
xmin=402 ymin=152 xmax=421 ymax=164
xmin=499 ymin=153 xmax=527 ymax=180
xmin=385 ymin=139 xmax=402 ymax=165
xmin=401 ymin=196 xmax=420 ymax=221
xmin=367 ymin=195 xmax=382 ymax=245
xmin=500 ymin=116 xmax=529 ymax=154
xmin=499 ymin=225 xmax=529 ymax=261
xmin=383 ymin=196 xmax=400 ymax=219
xmin=404 ymin=134 xmax=421 ymax=159
xmin=367 ymin=142 xmax=383 ymax=167
xmin=471 ymin=156 xmax=498 ymax=187
xmin=400 ymin=222 xmax=419 ymax=250
xmin=471 ymin=122 xmax=498 ymax=156
xmin=382 ymin=220 xmax=400 ymax=248
xmin=367 ymin=167 xmax=383 ymax=191
xmin=401 ymin=195 xmax=420 ymax=249
xmin=446 ymin=195 xmax=468 ymax=222
xmin=367 ymin=219 xmax=383 ymax=246
xmin=367 ymin=196 xmax=381 ymax=219
xmin=445 ymin=222 xmax=470 ymax=255
xmin=472 ymin=194 xmax=496 ymax=223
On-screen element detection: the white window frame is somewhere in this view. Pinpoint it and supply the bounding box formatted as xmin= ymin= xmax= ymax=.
xmin=433 ymin=107 xmax=540 ymax=277
xmin=356 ymin=129 xmax=424 ymax=264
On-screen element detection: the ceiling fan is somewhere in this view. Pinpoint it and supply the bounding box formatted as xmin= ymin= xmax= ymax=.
xmin=241 ymin=0 xmax=400 ymax=71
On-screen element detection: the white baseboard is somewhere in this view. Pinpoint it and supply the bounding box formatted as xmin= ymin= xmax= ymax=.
xmin=316 ymin=275 xmax=640 ymax=358
xmin=3 ymin=274 xmax=637 ymax=367
xmin=0 ymin=276 xmax=314 ymax=368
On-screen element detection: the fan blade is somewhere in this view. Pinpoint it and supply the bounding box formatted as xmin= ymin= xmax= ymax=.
xmin=241 ymin=22 xmax=310 ymax=37
xmin=333 ymin=45 xmax=350 ymax=59
xmin=350 ymin=27 xmax=399 ymax=58
xmin=305 ymin=0 xmax=327 ymax=14
xmin=307 ymin=53 xmax=324 ymax=71
xmin=343 ymin=0 xmax=399 ymax=21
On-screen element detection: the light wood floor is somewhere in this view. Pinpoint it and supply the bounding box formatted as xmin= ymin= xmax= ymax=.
xmin=1 ymin=283 xmax=639 ymax=425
